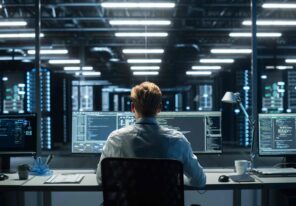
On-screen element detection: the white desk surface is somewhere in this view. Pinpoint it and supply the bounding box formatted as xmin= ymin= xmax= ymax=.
xmin=22 ymin=170 xmax=98 ymax=191
xmin=0 ymin=173 xmax=34 ymax=186
xmin=1 ymin=168 xmax=296 ymax=191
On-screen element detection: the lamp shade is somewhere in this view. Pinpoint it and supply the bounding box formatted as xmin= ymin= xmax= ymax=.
xmin=221 ymin=91 xmax=238 ymax=104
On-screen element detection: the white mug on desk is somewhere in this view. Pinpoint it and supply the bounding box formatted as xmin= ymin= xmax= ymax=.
xmin=235 ymin=160 xmax=251 ymax=175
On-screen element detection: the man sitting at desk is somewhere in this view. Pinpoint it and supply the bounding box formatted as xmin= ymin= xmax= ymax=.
xmin=96 ymin=81 xmax=206 ymax=187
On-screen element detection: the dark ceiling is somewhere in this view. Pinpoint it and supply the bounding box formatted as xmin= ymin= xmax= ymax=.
xmin=1 ymin=0 xmax=296 ymax=86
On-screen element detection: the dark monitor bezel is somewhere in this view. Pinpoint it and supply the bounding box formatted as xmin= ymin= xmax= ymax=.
xmin=258 ymin=113 xmax=296 ymax=157
xmin=0 ymin=113 xmax=37 ymax=156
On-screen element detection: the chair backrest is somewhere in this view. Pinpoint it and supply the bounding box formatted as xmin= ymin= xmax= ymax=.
xmin=101 ymin=157 xmax=184 ymax=206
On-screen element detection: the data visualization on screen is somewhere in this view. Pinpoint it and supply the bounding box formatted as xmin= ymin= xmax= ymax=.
xmin=157 ymin=112 xmax=222 ymax=154
xmin=0 ymin=114 xmax=36 ymax=154
xmin=259 ymin=113 xmax=296 ymax=156
xmin=72 ymin=112 xmax=135 ymax=153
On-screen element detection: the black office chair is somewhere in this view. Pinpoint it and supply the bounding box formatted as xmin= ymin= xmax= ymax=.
xmin=101 ymin=157 xmax=184 ymax=206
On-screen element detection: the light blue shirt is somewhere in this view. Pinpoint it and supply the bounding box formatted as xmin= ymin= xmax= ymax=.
xmin=96 ymin=117 xmax=206 ymax=187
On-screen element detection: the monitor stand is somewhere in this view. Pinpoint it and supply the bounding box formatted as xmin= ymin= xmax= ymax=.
xmin=0 ymin=156 xmax=16 ymax=173
xmin=284 ymin=156 xmax=296 ymax=168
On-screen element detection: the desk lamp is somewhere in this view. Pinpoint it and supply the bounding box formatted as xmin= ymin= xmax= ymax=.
xmin=222 ymin=91 xmax=256 ymax=167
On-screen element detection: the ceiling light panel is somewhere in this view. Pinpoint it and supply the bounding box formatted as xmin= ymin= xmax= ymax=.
xmin=186 ymin=71 xmax=212 ymax=76
xmin=64 ymin=66 xmax=93 ymax=71
xmin=192 ymin=66 xmax=222 ymax=70
xmin=243 ymin=20 xmax=296 ymax=26
xmin=110 ymin=20 xmax=171 ymax=26
xmin=49 ymin=59 xmax=80 ymax=64
xmin=0 ymin=33 xmax=44 ymax=38
xmin=127 ymin=59 xmax=162 ymax=63
xmin=115 ymin=32 xmax=168 ymax=37
xmin=262 ymin=3 xmax=296 ymax=9
xmin=200 ymin=59 xmax=234 ymax=63
xmin=64 ymin=67 xmax=80 ymax=71
xmin=266 ymin=65 xmax=293 ymax=70
xmin=130 ymin=66 xmax=160 ymax=70
xmin=80 ymin=72 xmax=101 ymax=76
xmin=229 ymin=32 xmax=282 ymax=37
xmin=0 ymin=21 xmax=27 ymax=26
xmin=133 ymin=71 xmax=159 ymax=75
xmin=211 ymin=49 xmax=252 ymax=54
xmin=286 ymin=59 xmax=296 ymax=63
xmin=28 ymin=49 xmax=68 ymax=55
xmin=101 ymin=2 xmax=175 ymax=9
xmin=123 ymin=49 xmax=164 ymax=54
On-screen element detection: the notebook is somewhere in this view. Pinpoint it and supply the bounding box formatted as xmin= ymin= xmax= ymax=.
xmin=252 ymin=167 xmax=296 ymax=177
xmin=44 ymin=174 xmax=84 ymax=184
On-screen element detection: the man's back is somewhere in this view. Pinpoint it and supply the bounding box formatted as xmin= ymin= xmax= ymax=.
xmin=97 ymin=117 xmax=206 ymax=187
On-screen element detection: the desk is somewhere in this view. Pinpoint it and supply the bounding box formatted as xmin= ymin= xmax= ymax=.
xmin=1 ymin=169 xmax=296 ymax=206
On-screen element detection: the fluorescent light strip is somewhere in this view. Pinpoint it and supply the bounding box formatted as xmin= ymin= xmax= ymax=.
xmin=75 ymin=72 xmax=101 ymax=76
xmin=110 ymin=20 xmax=171 ymax=26
xmin=243 ymin=20 xmax=296 ymax=26
xmin=286 ymin=59 xmax=296 ymax=63
xmin=115 ymin=32 xmax=168 ymax=37
xmin=130 ymin=66 xmax=160 ymax=70
xmin=133 ymin=71 xmax=159 ymax=75
xmin=192 ymin=66 xmax=221 ymax=70
xmin=128 ymin=59 xmax=161 ymax=64
xmin=186 ymin=71 xmax=212 ymax=76
xmin=211 ymin=49 xmax=252 ymax=54
xmin=82 ymin=66 xmax=93 ymax=70
xmin=0 ymin=5 xmax=2 ymax=9
xmin=0 ymin=56 xmax=13 ymax=60
xmin=229 ymin=32 xmax=282 ymax=37
xmin=0 ymin=33 xmax=44 ymax=38
xmin=49 ymin=59 xmax=80 ymax=64
xmin=0 ymin=21 xmax=27 ymax=26
xmin=200 ymin=59 xmax=234 ymax=63
xmin=101 ymin=2 xmax=175 ymax=9
xmin=28 ymin=49 xmax=68 ymax=55
xmin=64 ymin=67 xmax=80 ymax=71
xmin=123 ymin=49 xmax=164 ymax=54
xmin=81 ymin=72 xmax=101 ymax=76
xmin=262 ymin=3 xmax=296 ymax=9
xmin=266 ymin=65 xmax=293 ymax=70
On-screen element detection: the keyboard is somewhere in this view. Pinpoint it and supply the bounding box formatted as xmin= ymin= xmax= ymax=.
xmin=252 ymin=167 xmax=296 ymax=177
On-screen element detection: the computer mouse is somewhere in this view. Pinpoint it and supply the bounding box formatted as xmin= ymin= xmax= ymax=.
xmin=218 ymin=175 xmax=229 ymax=182
xmin=0 ymin=173 xmax=8 ymax=181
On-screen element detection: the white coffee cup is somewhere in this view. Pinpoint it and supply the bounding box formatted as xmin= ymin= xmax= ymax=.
xmin=235 ymin=160 xmax=251 ymax=175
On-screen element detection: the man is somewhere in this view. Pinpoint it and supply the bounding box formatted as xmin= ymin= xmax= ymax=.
xmin=96 ymin=81 xmax=206 ymax=187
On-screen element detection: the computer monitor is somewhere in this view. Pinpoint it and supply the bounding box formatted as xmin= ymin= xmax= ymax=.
xmin=72 ymin=112 xmax=135 ymax=153
xmin=259 ymin=113 xmax=296 ymax=156
xmin=157 ymin=112 xmax=222 ymax=154
xmin=0 ymin=114 xmax=37 ymax=172
xmin=72 ymin=111 xmax=222 ymax=154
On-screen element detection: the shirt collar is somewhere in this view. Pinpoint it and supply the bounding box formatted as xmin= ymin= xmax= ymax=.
xmin=136 ymin=117 xmax=158 ymax=125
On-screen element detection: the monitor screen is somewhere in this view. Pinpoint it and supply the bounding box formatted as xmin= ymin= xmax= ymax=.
xmin=259 ymin=113 xmax=296 ymax=156
xmin=72 ymin=112 xmax=135 ymax=153
xmin=72 ymin=111 xmax=222 ymax=154
xmin=0 ymin=114 xmax=37 ymax=155
xmin=157 ymin=112 xmax=222 ymax=154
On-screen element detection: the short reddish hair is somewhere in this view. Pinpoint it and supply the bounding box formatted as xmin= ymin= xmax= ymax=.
xmin=130 ymin=82 xmax=162 ymax=117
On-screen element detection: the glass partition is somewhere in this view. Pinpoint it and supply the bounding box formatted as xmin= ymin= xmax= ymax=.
xmin=37 ymin=1 xmax=257 ymax=154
